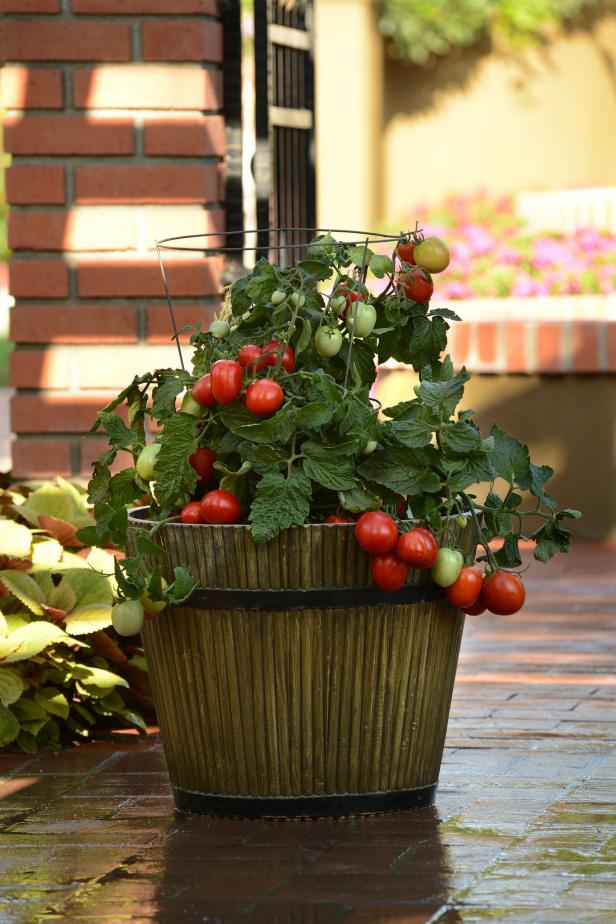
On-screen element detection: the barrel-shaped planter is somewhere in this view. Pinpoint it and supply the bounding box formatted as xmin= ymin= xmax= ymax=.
xmin=127 ymin=511 xmax=475 ymax=817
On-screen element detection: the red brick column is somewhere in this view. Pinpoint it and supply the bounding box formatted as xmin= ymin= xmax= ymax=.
xmin=2 ymin=0 xmax=225 ymax=477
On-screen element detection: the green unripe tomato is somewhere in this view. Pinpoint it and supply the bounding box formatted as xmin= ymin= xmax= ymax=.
xmin=112 ymin=600 xmax=144 ymax=637
xmin=140 ymin=577 xmax=168 ymax=615
xmin=431 ymin=548 xmax=464 ymax=588
xmin=362 ymin=439 xmax=378 ymax=456
xmin=289 ymin=292 xmax=305 ymax=308
xmin=136 ymin=443 xmax=161 ymax=481
xmin=271 ymin=289 xmax=286 ymax=305
xmin=209 ymin=320 xmax=231 ymax=339
xmin=346 ymin=302 xmax=377 ymax=338
xmin=456 ymin=515 xmax=468 ymax=529
xmin=329 ymin=295 xmax=346 ymax=316
xmin=181 ymin=392 xmax=206 ymax=417
xmin=314 ymin=326 xmax=343 ymax=357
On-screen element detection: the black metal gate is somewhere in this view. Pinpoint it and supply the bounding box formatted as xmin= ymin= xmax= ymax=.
xmin=253 ymin=0 xmax=316 ymax=256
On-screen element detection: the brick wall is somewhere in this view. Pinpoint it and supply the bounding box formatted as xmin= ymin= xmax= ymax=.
xmin=2 ymin=0 xmax=225 ymax=478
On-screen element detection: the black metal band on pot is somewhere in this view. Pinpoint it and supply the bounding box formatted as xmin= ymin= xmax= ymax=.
xmin=173 ymin=783 xmax=437 ymax=818
xmin=183 ymin=582 xmax=445 ymax=612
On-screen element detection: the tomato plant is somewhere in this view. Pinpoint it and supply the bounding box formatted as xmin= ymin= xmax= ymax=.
xmin=371 ymin=553 xmax=408 ymax=591
xmin=355 ymin=512 xmax=398 ymax=555
xmin=238 ymin=344 xmax=262 ymax=369
xmin=112 ymin=600 xmax=144 ymax=637
xmin=481 ymin=571 xmax=526 ymax=615
xmin=210 ymin=360 xmax=243 ymax=405
xmin=414 ymin=236 xmax=450 ymax=273
xmin=180 ymin=501 xmax=203 ymax=524
xmin=136 ymin=443 xmax=160 ymax=481
xmin=200 ymin=489 xmax=241 ymax=525
xmin=445 ymin=566 xmax=483 ymax=608
xmin=431 ymin=548 xmax=463 ymax=588
xmin=397 ymin=240 xmax=415 ymax=263
xmin=396 ymin=267 xmax=434 ymax=302
xmin=315 ymin=327 xmax=343 ymax=357
xmin=191 ymin=373 xmax=216 ymax=408
xmin=189 ymin=447 xmax=216 ymax=481
xmin=245 ymin=379 xmax=284 ymax=417
xmin=84 ymin=229 xmax=579 ymax=615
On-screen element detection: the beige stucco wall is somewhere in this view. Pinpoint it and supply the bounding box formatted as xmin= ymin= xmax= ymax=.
xmin=315 ymin=2 xmax=616 ymax=226
xmin=377 ymin=369 xmax=616 ymax=542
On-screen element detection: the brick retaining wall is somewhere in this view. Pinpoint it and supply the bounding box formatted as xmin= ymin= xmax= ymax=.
xmin=2 ymin=1 xmax=225 ymax=477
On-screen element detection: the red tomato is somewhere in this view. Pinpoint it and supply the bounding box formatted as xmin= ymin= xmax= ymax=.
xmin=260 ymin=340 xmax=295 ymax=373
xmin=463 ymin=599 xmax=487 ymax=616
xmin=355 ymin=511 xmax=398 ymax=555
xmin=180 ymin=501 xmax=203 ymax=524
xmin=325 ymin=515 xmax=353 ymax=524
xmin=481 ymin=571 xmax=526 ymax=616
xmin=338 ymin=284 xmax=367 ymax=318
xmin=397 ymin=240 xmax=415 ymax=264
xmin=210 ymin=360 xmax=243 ymax=405
xmin=200 ymin=489 xmax=241 ymax=525
xmin=245 ymin=379 xmax=284 ymax=416
xmin=413 ymin=528 xmax=439 ymax=568
xmin=396 ymin=268 xmax=434 ymax=302
xmin=371 ymin=553 xmax=408 ymax=591
xmin=191 ymin=373 xmax=216 ymax=407
xmin=396 ymin=529 xmax=428 ymax=567
xmin=189 ymin=447 xmax=216 ymax=481
xmin=238 ymin=344 xmax=262 ymax=370
xmin=445 ymin=567 xmax=483 ymax=608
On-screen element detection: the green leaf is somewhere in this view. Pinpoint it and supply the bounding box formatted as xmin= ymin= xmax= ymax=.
xmin=154 ymin=412 xmax=199 ymax=508
xmin=415 ymin=368 xmax=468 ymax=419
xmin=407 ymin=316 xmax=448 ymax=370
xmin=0 ymin=520 xmax=32 ymax=559
xmin=358 ymin=447 xmax=436 ymax=495
xmin=0 ymin=667 xmax=26 ymax=707
xmin=0 ymin=622 xmax=79 ymax=663
xmin=295 ymin=402 xmax=335 ymax=430
xmin=166 ymin=567 xmax=196 ymax=605
xmin=35 ymin=688 xmax=69 ymax=719
xmin=294 ymin=317 xmax=313 ymax=357
xmin=369 ymin=254 xmax=393 ymax=278
xmin=220 ymin=404 xmax=296 ymax=446
xmin=31 ymin=537 xmax=64 ymax=568
xmin=0 ymin=703 xmax=20 ymax=747
xmin=532 ymin=518 xmax=573 ymax=562
xmin=0 ymin=572 xmax=45 ymax=616
xmin=441 ymin=420 xmax=483 ymax=454
xmin=302 ymin=456 xmax=357 ymax=492
xmin=490 ymin=425 xmax=530 ymax=485
xmin=338 ymin=486 xmax=381 ymax=513
xmin=76 ymin=664 xmax=128 ymax=690
xmin=241 ymin=444 xmax=288 ymax=476
xmin=298 ymin=259 xmax=333 ymax=280
xmin=150 ymin=375 xmax=185 ymax=422
xmin=389 ymin=404 xmax=434 ymax=449
xmin=98 ymin=411 xmax=136 ymax=451
xmin=493 ymin=533 xmax=522 ymax=567
xmin=249 ymin=470 xmax=312 ymax=543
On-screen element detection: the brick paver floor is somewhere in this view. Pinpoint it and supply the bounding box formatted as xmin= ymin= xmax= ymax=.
xmin=0 ymin=542 xmax=615 ymax=923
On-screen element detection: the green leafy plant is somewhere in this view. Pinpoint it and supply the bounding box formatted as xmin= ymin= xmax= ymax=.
xmin=81 ymin=231 xmax=579 ymax=616
xmin=0 ymin=480 xmax=148 ymax=752
xmin=379 ymin=0 xmax=599 ymax=63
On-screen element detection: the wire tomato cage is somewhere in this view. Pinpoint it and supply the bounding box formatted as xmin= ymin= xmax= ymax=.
xmin=155 ymin=227 xmax=406 ymax=387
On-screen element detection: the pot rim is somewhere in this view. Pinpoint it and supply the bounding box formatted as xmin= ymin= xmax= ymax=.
xmin=127 ymin=507 xmax=475 ymax=529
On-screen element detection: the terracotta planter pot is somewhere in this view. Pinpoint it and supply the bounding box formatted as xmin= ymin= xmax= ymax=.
xmin=127 ymin=511 xmax=476 ymax=817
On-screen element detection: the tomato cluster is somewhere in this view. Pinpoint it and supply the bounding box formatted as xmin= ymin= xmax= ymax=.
xmin=394 ymin=234 xmax=451 ymax=304
xmin=351 ymin=510 xmax=525 ymax=615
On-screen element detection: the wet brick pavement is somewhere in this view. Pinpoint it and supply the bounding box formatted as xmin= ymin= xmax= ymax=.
xmin=0 ymin=542 xmax=615 ymax=923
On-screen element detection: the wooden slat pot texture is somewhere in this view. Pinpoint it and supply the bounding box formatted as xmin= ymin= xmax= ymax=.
xmin=127 ymin=516 xmax=476 ymax=802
